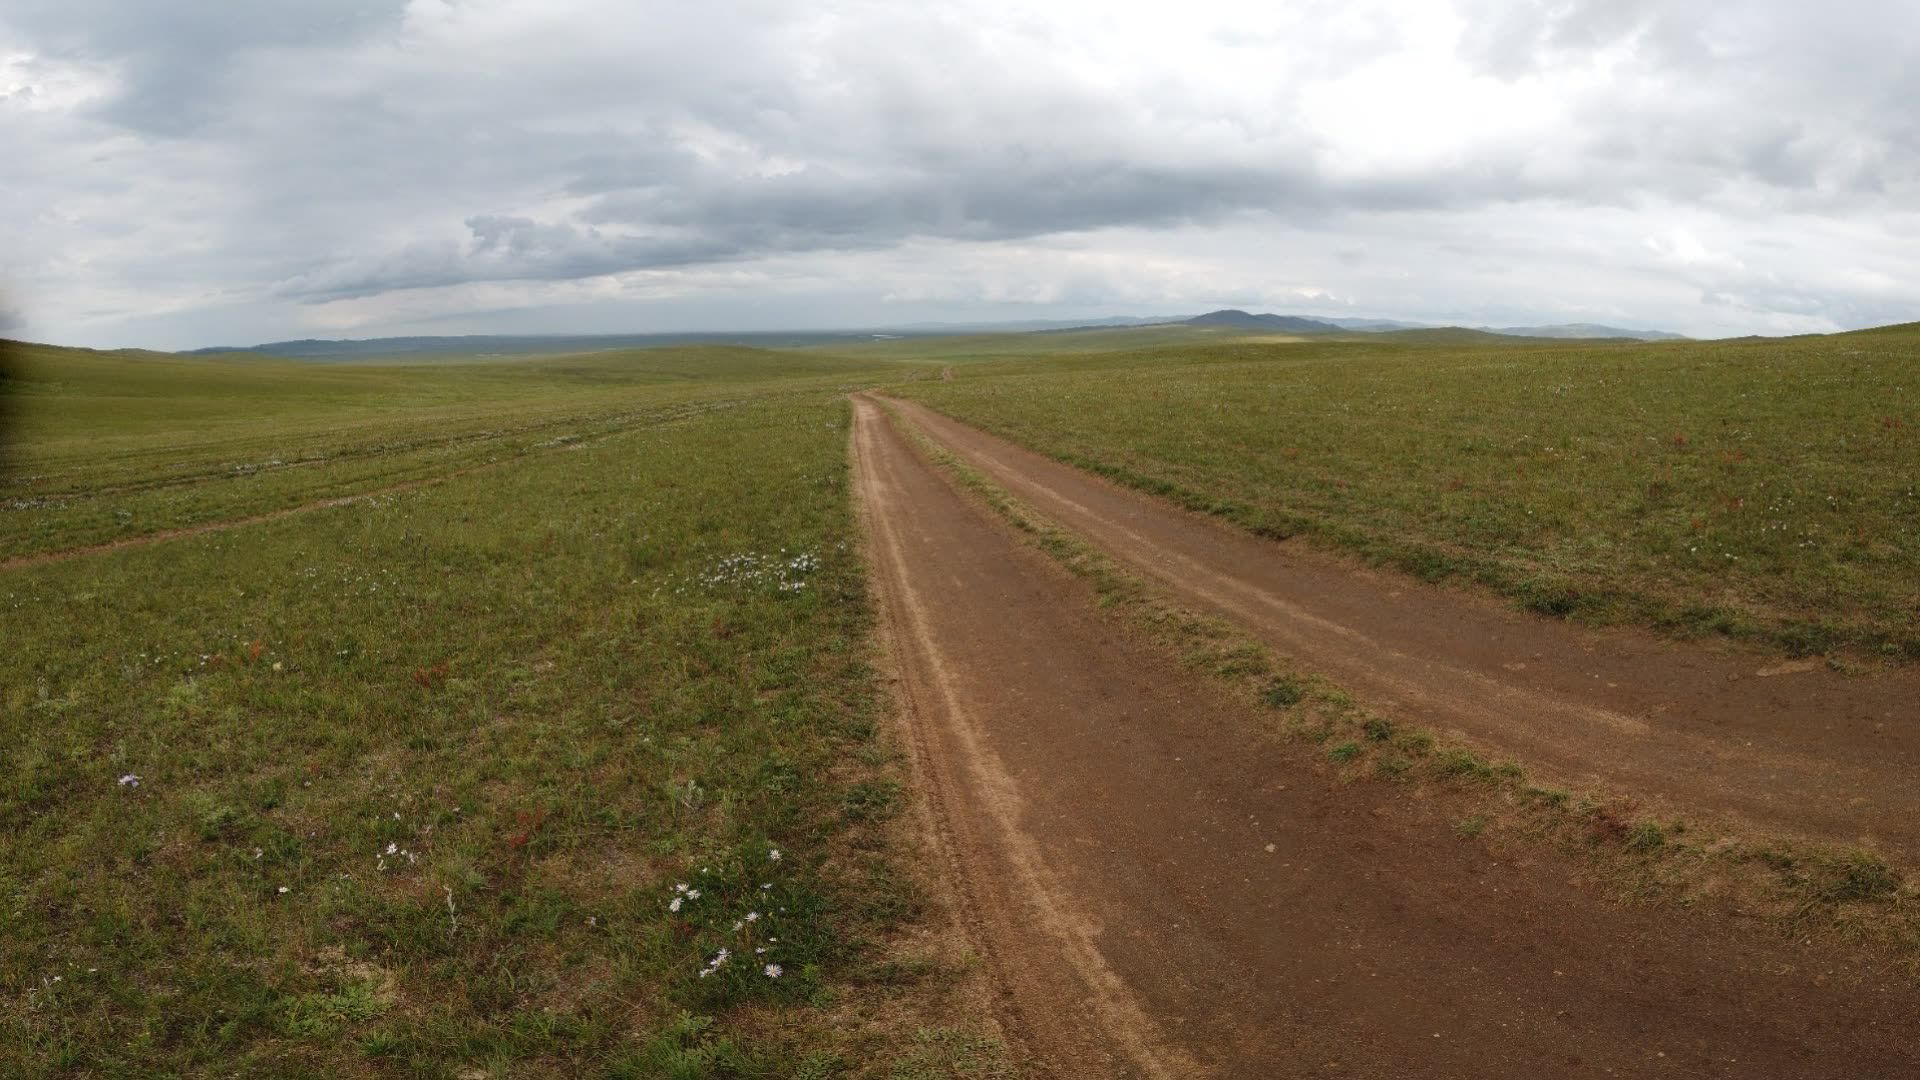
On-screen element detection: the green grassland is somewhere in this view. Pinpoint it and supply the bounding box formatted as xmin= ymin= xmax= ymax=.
xmin=823 ymin=324 xmax=1315 ymax=365
xmin=888 ymin=327 xmax=1920 ymax=659
xmin=0 ymin=344 xmax=997 ymax=1078
xmin=7 ymin=313 xmax=1918 ymax=1075
xmin=0 ymin=344 xmax=929 ymax=561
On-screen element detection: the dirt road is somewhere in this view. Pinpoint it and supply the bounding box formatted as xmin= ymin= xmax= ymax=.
xmin=853 ymin=396 xmax=1918 ymax=1078
xmin=877 ymin=395 xmax=1920 ymax=863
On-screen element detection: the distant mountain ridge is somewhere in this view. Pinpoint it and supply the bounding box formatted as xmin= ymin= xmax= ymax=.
xmin=1474 ymin=323 xmax=1686 ymax=341
xmin=1177 ymin=310 xmax=1682 ymax=340
xmin=1184 ymin=309 xmax=1347 ymax=333
xmin=184 ymin=330 xmax=922 ymax=360
xmin=1316 ymin=317 xmax=1431 ymax=331
xmin=181 ymin=312 xmax=1686 ymax=359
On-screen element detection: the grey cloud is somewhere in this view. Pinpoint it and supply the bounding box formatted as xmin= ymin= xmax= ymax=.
xmin=281 ymin=217 xmax=751 ymax=300
xmin=1697 ymin=284 xmax=1916 ymax=334
xmin=1463 ymin=3 xmax=1920 ymax=193
xmin=1458 ymin=0 xmax=1709 ymax=77
xmin=583 ymin=159 xmax=1307 ymax=240
xmin=294 ymin=145 xmax=1576 ymax=300
xmin=3 ymin=1 xmax=1917 ymax=347
xmin=1 ymin=0 xmax=406 ymax=132
xmin=272 ymin=4 xmax=1916 ymax=301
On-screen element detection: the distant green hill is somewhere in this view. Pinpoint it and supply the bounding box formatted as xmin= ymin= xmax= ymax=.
xmin=1482 ymin=324 xmax=1687 ymax=341
xmin=1186 ymin=309 xmax=1345 ymax=333
xmin=1370 ymin=327 xmax=1555 ymax=345
xmin=183 ymin=330 xmax=928 ymax=362
xmin=168 ymin=311 xmax=1697 ymax=362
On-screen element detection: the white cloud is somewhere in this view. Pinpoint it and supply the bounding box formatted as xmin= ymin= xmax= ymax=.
xmin=0 ymin=0 xmax=1916 ymax=348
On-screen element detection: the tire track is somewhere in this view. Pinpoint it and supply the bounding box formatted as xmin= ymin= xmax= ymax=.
xmin=0 ymin=462 xmax=500 ymax=573
xmin=876 ymin=394 xmax=1920 ymax=863
xmin=853 ymin=394 xmax=1919 ymax=1078
xmin=2 ymin=397 xmax=745 ymax=573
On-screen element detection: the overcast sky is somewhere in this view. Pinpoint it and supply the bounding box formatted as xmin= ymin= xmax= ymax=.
xmin=3 ymin=1 xmax=1917 ymax=349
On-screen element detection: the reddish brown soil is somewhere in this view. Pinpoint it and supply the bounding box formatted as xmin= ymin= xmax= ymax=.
xmin=878 ymin=395 xmax=1920 ymax=864
xmin=854 ymin=395 xmax=1919 ymax=1079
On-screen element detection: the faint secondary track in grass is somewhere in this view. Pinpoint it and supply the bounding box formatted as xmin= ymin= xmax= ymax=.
xmin=5 ymin=404 xmax=616 ymax=502
xmin=1 ymin=396 xmax=746 ymax=573
xmin=876 ymin=394 xmax=1920 ymax=864
xmin=852 ymin=394 xmax=1920 ymax=1078
xmin=0 ymin=461 xmax=501 ymax=573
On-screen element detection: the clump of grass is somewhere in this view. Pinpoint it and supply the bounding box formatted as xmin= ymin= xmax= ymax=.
xmin=1362 ymin=717 xmax=1395 ymax=742
xmin=1805 ymin=851 xmax=1904 ymax=904
xmin=842 ymin=780 xmax=902 ymax=823
xmin=1438 ymin=749 xmax=1494 ymax=780
xmin=1517 ymin=578 xmax=1586 ymax=618
xmin=1327 ymin=741 xmax=1362 ymax=763
xmin=1395 ymin=731 xmax=1435 ymax=756
xmin=1625 ymin=822 xmax=1669 ymax=852
xmin=1262 ymin=676 xmax=1306 ymax=709
xmin=1455 ymin=815 xmax=1488 ymax=838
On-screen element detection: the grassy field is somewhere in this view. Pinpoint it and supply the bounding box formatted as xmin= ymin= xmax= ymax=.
xmin=0 ymin=343 xmax=930 ymax=561
xmin=7 ymin=315 xmax=1916 ymax=1074
xmin=0 ymin=344 xmax=1000 ymax=1078
xmin=887 ymin=326 xmax=1920 ymax=659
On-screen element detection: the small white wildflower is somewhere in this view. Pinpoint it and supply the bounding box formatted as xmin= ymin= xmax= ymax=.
xmin=744 ymin=911 xmax=760 ymax=923
xmin=768 ymin=849 xmax=781 ymax=862
xmin=698 ymin=967 xmax=714 ymax=978
xmin=669 ymin=897 xmax=683 ymax=913
xmin=686 ymin=889 xmax=700 ymax=900
xmin=118 ymin=774 xmax=141 ymax=788
xmin=754 ymin=947 xmax=767 ymax=955
xmin=674 ymin=883 xmax=688 ymax=893
xmin=731 ymin=920 xmax=743 ymax=931
xmin=761 ymin=883 xmax=772 ymax=891
xmin=277 ymin=886 xmax=290 ymax=894
xmin=764 ymin=964 xmax=782 ymax=979
xmin=385 ymin=842 xmax=399 ymax=855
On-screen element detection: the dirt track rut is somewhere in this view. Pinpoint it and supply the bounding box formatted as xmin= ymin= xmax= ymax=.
xmin=853 ymin=396 xmax=1919 ymax=1078
xmin=877 ymin=394 xmax=1920 ymax=863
